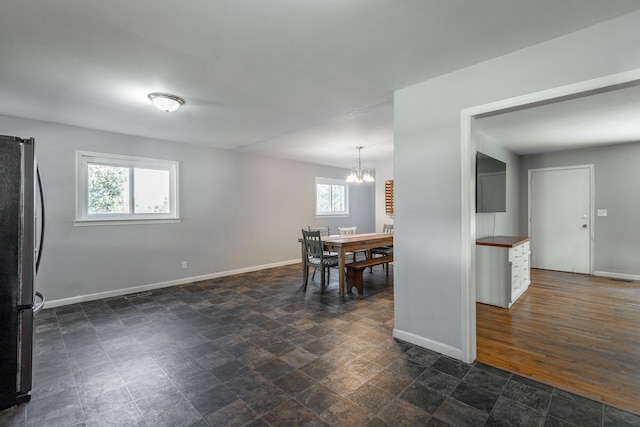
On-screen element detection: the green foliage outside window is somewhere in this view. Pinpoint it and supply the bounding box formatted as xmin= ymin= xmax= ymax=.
xmin=88 ymin=165 xmax=129 ymax=214
xmin=77 ymin=151 xmax=178 ymax=222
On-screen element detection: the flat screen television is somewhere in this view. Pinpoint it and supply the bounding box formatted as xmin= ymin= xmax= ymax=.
xmin=476 ymin=152 xmax=506 ymax=213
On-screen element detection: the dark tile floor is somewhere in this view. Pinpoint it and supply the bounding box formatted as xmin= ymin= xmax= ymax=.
xmin=1 ymin=264 xmax=639 ymax=427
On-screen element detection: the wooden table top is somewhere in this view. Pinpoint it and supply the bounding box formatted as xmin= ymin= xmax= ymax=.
xmin=476 ymin=235 xmax=530 ymax=248
xmin=323 ymin=232 xmax=393 ymax=244
xmin=298 ymin=232 xmax=393 ymax=244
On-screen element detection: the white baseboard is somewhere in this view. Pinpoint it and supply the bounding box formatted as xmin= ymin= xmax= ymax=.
xmin=593 ymin=270 xmax=640 ymax=282
xmin=393 ymin=328 xmax=465 ymax=362
xmin=45 ymin=259 xmax=301 ymax=309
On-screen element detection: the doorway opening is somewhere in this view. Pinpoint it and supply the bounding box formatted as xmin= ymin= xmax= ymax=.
xmin=460 ymin=70 xmax=640 ymax=383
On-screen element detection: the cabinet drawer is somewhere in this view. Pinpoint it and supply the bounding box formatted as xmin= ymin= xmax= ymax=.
xmin=509 ymin=246 xmax=523 ymax=261
xmin=521 ymin=258 xmax=530 ymax=284
xmin=512 ymin=274 xmax=521 ymax=294
xmin=511 ymin=264 xmax=520 ymax=283
xmin=522 ymin=242 xmax=530 ymax=254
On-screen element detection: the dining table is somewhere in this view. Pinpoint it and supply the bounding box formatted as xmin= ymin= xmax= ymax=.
xmin=300 ymin=232 xmax=394 ymax=296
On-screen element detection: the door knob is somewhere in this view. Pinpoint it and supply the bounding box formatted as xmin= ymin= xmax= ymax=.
xmin=582 ymin=224 xmax=588 ymax=228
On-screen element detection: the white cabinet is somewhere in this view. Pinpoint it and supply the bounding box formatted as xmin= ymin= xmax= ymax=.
xmin=476 ymin=237 xmax=531 ymax=308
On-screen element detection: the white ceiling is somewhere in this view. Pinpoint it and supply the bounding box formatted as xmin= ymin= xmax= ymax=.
xmin=476 ymin=84 xmax=640 ymax=155
xmin=2 ymin=1 xmax=640 ymax=169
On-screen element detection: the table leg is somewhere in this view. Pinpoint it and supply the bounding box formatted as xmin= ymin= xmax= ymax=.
xmin=301 ymin=242 xmax=306 ymax=284
xmin=339 ymin=249 xmax=346 ymax=296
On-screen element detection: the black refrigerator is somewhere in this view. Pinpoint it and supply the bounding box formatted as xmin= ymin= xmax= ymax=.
xmin=0 ymin=135 xmax=45 ymax=411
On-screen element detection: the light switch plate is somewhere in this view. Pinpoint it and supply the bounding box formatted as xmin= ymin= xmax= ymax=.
xmin=597 ymin=209 xmax=608 ymax=217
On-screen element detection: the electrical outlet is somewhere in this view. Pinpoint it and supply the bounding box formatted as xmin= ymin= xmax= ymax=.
xmin=597 ymin=209 xmax=608 ymax=217
xmin=181 ymin=261 xmax=187 ymax=269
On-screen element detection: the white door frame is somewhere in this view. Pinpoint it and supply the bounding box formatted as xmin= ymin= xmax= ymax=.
xmin=528 ymin=165 xmax=595 ymax=275
xmin=459 ymin=69 xmax=640 ymax=364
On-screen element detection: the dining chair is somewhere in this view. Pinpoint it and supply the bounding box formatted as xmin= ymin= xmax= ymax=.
xmin=308 ymin=226 xmax=330 ymax=236
xmin=308 ymin=226 xmax=337 ymax=279
xmin=338 ymin=226 xmax=364 ymax=262
xmin=370 ymin=223 xmax=394 ymax=274
xmin=337 ymin=226 xmax=356 ymax=235
xmin=301 ymin=229 xmax=338 ymax=293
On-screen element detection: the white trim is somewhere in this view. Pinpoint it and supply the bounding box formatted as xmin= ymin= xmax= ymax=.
xmin=74 ymin=218 xmax=182 ymax=226
xmin=527 ymin=165 xmax=594 ymax=274
xmin=460 ymin=69 xmax=640 ymax=365
xmin=43 ymin=259 xmax=300 ymax=308
xmin=77 ymin=150 xmax=178 ymax=166
xmin=460 ymin=112 xmax=476 ymax=364
xmin=315 ymin=176 xmax=350 ymax=216
xmin=393 ymin=328 xmax=464 ymax=361
xmin=593 ymin=271 xmax=640 ymax=282
xmin=462 ymin=69 xmax=640 ymax=119
xmin=76 ymin=150 xmax=180 ymax=222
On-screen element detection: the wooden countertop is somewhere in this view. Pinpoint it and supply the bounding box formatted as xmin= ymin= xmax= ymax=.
xmin=476 ymin=236 xmax=530 ymax=248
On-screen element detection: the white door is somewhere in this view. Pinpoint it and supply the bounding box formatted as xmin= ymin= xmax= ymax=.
xmin=529 ymin=166 xmax=592 ymax=274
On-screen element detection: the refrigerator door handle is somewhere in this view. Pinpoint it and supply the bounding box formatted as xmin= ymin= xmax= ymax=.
xmin=33 ymin=292 xmax=45 ymax=315
xmin=36 ymin=166 xmax=45 ymax=274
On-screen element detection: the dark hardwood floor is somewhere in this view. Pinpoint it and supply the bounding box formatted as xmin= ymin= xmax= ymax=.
xmin=477 ymin=268 xmax=640 ymax=416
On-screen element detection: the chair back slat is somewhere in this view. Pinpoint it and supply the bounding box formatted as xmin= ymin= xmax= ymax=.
xmin=308 ymin=226 xmax=330 ymax=236
xmin=338 ymin=226 xmax=357 ymax=235
xmin=302 ymin=229 xmax=324 ymax=259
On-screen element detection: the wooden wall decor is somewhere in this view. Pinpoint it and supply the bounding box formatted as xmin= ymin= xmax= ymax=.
xmin=385 ymin=179 xmax=394 ymax=217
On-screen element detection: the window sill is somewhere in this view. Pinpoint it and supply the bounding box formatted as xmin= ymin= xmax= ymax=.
xmin=74 ymin=218 xmax=182 ymax=226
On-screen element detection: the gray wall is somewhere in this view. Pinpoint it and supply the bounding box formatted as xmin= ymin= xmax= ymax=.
xmin=374 ymin=158 xmax=394 ymax=232
xmin=1 ymin=115 xmax=374 ymax=303
xmin=520 ymin=141 xmax=640 ymax=278
xmin=394 ymin=10 xmax=640 ymax=362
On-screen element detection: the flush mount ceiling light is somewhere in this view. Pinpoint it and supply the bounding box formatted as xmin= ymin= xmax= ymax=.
xmin=346 ymin=146 xmax=375 ymax=183
xmin=147 ymin=92 xmax=185 ymax=112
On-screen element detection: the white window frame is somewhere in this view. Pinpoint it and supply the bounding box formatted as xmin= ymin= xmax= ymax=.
xmin=315 ymin=177 xmax=350 ymax=217
xmin=75 ymin=151 xmax=180 ymax=226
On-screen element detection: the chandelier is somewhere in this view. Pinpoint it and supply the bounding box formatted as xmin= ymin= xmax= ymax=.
xmin=346 ymin=146 xmax=374 ymax=183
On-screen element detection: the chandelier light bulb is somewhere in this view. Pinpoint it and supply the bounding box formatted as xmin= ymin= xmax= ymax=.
xmin=346 ymin=146 xmax=374 ymax=183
